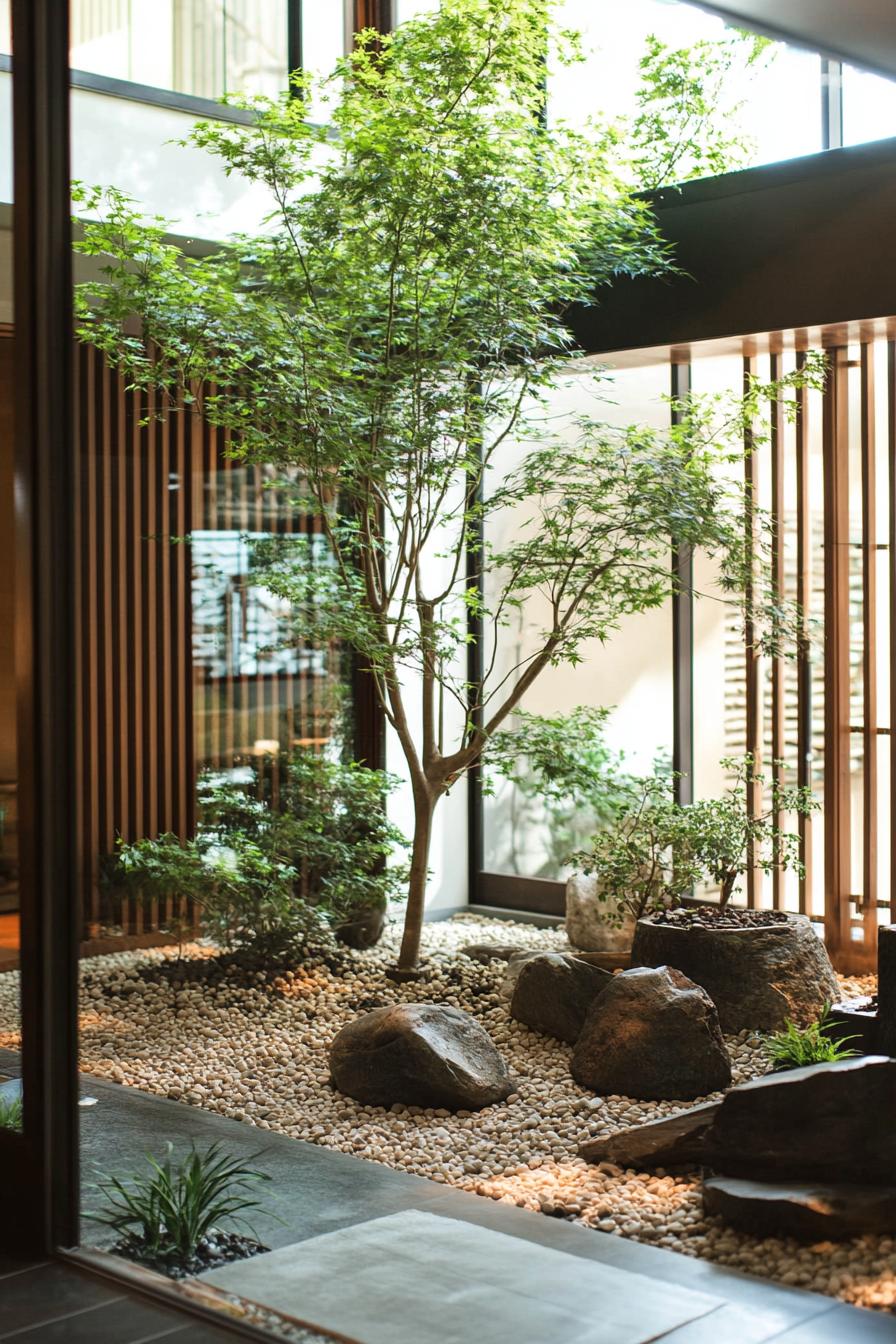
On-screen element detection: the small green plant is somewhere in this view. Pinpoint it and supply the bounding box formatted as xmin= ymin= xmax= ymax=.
xmin=572 ymin=775 xmax=701 ymax=926
xmin=88 ymin=1142 xmax=272 ymax=1267
xmin=0 ymin=1093 xmax=22 ymax=1132
xmin=684 ymin=755 xmax=819 ymax=906
xmin=765 ymin=1009 xmax=860 ymax=1071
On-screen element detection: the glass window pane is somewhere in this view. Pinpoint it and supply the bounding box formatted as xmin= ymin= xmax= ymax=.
xmin=69 ymin=1 xmax=288 ymax=100
xmin=843 ymin=63 xmax=896 ymax=147
xmin=550 ymin=0 xmax=822 ymax=177
xmin=482 ymin=361 xmax=673 ymax=880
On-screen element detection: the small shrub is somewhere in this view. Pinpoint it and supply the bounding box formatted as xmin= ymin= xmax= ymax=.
xmin=88 ymin=1142 xmax=272 ymax=1268
xmin=572 ymin=775 xmax=700 ymax=926
xmin=765 ymin=1009 xmax=860 ymax=1071
xmin=0 ymin=1093 xmax=22 ymax=1131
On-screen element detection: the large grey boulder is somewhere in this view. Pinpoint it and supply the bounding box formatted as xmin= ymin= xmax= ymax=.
xmin=704 ymin=1056 xmax=896 ymax=1183
xmin=703 ymin=1176 xmax=896 ymax=1240
xmin=329 ymin=1003 xmax=514 ymax=1112
xmin=571 ymin=965 xmax=732 ymax=1101
xmin=630 ymin=912 xmax=839 ymax=1032
xmin=509 ymin=953 xmax=612 ymax=1043
xmin=580 ymin=1102 xmax=720 ymax=1170
xmin=565 ymin=872 xmax=635 ymax=955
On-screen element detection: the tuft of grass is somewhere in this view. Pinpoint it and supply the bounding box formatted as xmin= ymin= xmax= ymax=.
xmin=88 ymin=1142 xmax=273 ymax=1263
xmin=765 ymin=1006 xmax=860 ymax=1071
xmin=0 ymin=1094 xmax=22 ymax=1131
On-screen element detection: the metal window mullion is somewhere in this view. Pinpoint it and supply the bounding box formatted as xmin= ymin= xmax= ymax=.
xmin=671 ymin=360 xmax=693 ymax=807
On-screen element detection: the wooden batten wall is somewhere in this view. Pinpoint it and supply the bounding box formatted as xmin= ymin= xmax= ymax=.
xmin=70 ymin=341 xmax=341 ymax=937
xmin=74 ymin=342 xmax=197 ymax=936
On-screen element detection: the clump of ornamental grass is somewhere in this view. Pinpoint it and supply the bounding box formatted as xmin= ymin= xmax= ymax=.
xmin=88 ymin=1142 xmax=275 ymax=1277
xmin=765 ymin=1008 xmax=860 ymax=1072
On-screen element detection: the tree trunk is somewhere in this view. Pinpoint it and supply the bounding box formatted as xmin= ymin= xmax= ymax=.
xmin=396 ymin=786 xmax=436 ymax=971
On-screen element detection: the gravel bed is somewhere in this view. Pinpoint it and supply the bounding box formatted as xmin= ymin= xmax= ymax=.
xmin=0 ymin=915 xmax=890 ymax=1312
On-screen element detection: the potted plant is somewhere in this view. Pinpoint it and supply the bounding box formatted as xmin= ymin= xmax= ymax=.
xmin=571 ymin=775 xmax=700 ymax=962
xmin=630 ymin=757 xmax=839 ymax=1032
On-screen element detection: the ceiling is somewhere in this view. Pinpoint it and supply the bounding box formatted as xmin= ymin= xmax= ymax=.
xmin=696 ymin=1 xmax=896 ymax=78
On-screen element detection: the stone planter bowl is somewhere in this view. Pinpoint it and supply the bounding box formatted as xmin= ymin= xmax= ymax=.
xmin=630 ymin=912 xmax=840 ymax=1033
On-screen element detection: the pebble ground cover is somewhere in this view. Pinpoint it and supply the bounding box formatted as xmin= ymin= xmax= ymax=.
xmin=0 ymin=914 xmax=888 ymax=1311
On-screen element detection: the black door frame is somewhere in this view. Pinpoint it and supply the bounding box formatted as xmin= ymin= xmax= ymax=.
xmin=2 ymin=0 xmax=80 ymax=1256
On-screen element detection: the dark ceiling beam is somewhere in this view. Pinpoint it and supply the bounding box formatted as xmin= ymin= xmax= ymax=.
xmin=694 ymin=0 xmax=896 ymax=80
xmin=571 ymin=136 xmax=896 ymax=358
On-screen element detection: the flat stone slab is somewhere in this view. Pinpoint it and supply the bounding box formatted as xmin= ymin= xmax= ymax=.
xmin=704 ymin=1176 xmax=896 ymax=1240
xmin=704 ymin=1056 xmax=896 ymax=1184
xmin=202 ymin=1210 xmax=722 ymax=1344
xmin=580 ymin=1102 xmax=720 ymax=1169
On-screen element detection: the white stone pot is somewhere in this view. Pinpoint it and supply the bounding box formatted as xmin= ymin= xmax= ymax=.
xmin=565 ymin=872 xmax=636 ymax=956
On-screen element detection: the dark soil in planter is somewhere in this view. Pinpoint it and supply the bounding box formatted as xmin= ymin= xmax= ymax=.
xmin=111 ymin=1230 xmax=268 ymax=1280
xmin=649 ymin=906 xmax=790 ymax=931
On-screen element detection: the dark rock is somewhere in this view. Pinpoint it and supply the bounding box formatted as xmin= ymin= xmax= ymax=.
xmin=509 ymin=953 xmax=612 ymax=1043
xmin=828 ymin=1001 xmax=878 ymax=1055
xmin=500 ymin=950 xmax=550 ymax=999
xmin=703 ymin=1176 xmax=896 ymax=1240
xmin=459 ymin=943 xmax=525 ymax=964
xmin=630 ymin=912 xmax=840 ymax=1032
xmin=329 ymin=1003 xmax=514 ymax=1111
xmin=580 ymin=1101 xmax=720 ymax=1169
xmin=704 ymin=1056 xmax=896 ymax=1183
xmin=876 ymin=925 xmax=896 ymax=1056
xmin=571 ymin=965 xmax=732 ymax=1101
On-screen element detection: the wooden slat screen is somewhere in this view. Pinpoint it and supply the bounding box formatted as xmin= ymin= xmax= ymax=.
xmin=73 ymin=344 xmax=343 ymax=937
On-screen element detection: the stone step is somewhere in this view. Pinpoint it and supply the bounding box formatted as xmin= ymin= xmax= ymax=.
xmin=704 ymin=1176 xmax=896 ymax=1240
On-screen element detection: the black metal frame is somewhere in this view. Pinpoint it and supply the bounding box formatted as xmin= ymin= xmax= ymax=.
xmin=4 ymin=0 xmax=80 ymax=1255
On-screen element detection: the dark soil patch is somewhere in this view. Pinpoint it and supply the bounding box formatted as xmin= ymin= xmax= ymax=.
xmin=111 ymin=1230 xmax=268 ymax=1281
xmin=648 ymin=906 xmax=791 ymax=931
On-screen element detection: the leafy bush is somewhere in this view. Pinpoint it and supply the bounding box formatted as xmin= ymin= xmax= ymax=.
xmin=574 ymin=754 xmax=819 ymax=925
xmin=262 ymin=752 xmax=410 ymax=924
xmin=765 ymin=1009 xmax=860 ymax=1071
xmin=572 ymin=775 xmax=700 ymax=926
xmin=88 ymin=1142 xmax=272 ymax=1267
xmin=105 ymin=749 xmax=408 ymax=955
xmin=0 ymin=1093 xmax=22 ymax=1131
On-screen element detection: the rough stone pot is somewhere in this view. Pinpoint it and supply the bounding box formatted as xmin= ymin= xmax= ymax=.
xmin=630 ymin=911 xmax=839 ymax=1033
xmin=565 ymin=872 xmax=636 ymax=961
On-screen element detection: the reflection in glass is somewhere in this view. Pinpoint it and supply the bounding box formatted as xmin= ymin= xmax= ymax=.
xmin=65 ymin=1 xmax=288 ymax=100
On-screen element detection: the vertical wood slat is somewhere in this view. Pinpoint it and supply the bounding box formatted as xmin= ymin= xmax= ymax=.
xmin=860 ymin=342 xmax=878 ymax=949
xmin=823 ymin=348 xmax=853 ymax=961
xmin=795 ymin=350 xmax=813 ymax=915
xmin=744 ymin=355 xmax=763 ymax=908
xmin=889 ymin=342 xmax=896 ymax=932
xmin=769 ymin=353 xmax=786 ymax=909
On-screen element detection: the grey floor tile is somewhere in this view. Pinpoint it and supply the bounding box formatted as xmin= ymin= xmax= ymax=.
xmin=2 ymin=1296 xmax=187 ymax=1343
xmin=766 ymin=1303 xmax=896 ymax=1341
xmin=0 ymin=1264 xmax=123 ymax=1337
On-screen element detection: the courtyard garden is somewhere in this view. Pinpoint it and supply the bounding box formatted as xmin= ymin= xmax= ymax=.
xmin=0 ymin=906 xmax=891 ymax=1311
